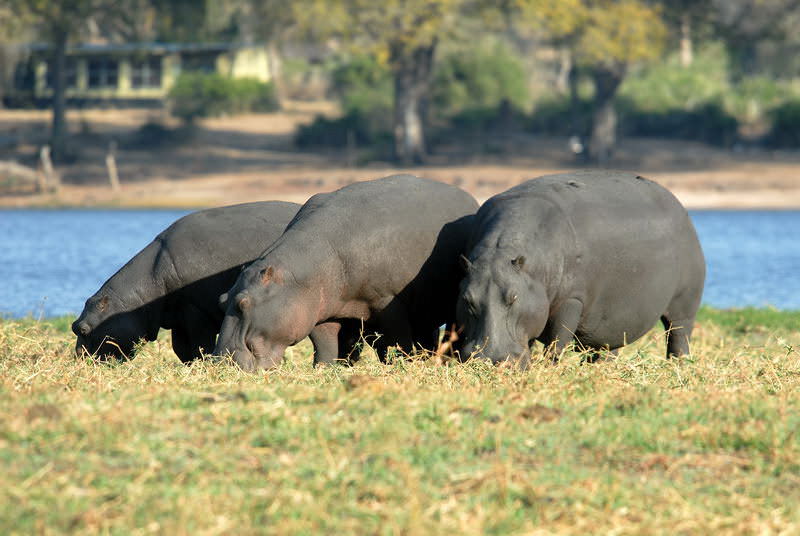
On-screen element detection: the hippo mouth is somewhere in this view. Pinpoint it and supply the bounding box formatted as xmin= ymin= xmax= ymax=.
xmin=219 ymin=336 xmax=283 ymax=373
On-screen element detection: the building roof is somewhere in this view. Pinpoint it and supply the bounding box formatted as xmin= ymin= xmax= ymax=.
xmin=23 ymin=42 xmax=262 ymax=55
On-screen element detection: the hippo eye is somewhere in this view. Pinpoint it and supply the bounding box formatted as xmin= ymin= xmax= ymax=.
xmin=507 ymin=293 xmax=518 ymax=306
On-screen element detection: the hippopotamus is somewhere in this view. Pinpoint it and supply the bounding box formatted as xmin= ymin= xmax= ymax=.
xmin=457 ymin=170 xmax=705 ymax=366
xmin=72 ymin=201 xmax=308 ymax=362
xmin=214 ymin=174 xmax=479 ymax=372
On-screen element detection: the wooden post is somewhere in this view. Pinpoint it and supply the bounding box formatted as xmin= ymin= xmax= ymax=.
xmin=106 ymin=140 xmax=120 ymax=192
xmin=39 ymin=145 xmax=60 ymax=192
xmin=346 ymin=129 xmax=356 ymax=168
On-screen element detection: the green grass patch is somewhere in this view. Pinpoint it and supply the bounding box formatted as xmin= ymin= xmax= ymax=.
xmin=1 ymin=309 xmax=799 ymax=533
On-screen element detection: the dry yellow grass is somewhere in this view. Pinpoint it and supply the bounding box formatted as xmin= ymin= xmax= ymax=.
xmin=1 ymin=309 xmax=799 ymax=534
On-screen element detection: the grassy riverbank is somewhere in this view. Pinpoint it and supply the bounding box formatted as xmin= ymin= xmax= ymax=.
xmin=1 ymin=308 xmax=799 ymax=534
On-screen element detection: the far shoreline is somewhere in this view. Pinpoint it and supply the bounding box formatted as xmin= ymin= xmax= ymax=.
xmin=3 ymin=185 xmax=800 ymax=211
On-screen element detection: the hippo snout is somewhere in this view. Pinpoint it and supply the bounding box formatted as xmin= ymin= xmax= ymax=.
xmin=72 ymin=320 xmax=91 ymax=337
xmin=215 ymin=334 xmax=284 ymax=373
xmin=461 ymin=340 xmax=530 ymax=368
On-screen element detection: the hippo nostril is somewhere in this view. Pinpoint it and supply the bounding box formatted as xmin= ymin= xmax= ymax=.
xmin=78 ymin=322 xmax=91 ymax=336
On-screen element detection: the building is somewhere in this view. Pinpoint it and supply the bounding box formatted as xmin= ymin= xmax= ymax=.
xmin=5 ymin=42 xmax=271 ymax=107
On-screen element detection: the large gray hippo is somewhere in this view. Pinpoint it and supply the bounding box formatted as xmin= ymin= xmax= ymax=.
xmin=457 ymin=171 xmax=705 ymax=365
xmin=214 ymin=175 xmax=479 ymax=372
xmin=73 ymin=201 xmax=309 ymax=362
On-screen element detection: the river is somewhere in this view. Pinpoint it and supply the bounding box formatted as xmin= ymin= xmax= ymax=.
xmin=1 ymin=208 xmax=798 ymax=318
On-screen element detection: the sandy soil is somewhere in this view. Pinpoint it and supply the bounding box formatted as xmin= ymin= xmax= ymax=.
xmin=1 ymin=104 xmax=799 ymax=209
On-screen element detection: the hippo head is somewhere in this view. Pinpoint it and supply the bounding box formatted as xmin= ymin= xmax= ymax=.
xmin=72 ymin=294 xmax=153 ymax=361
xmin=456 ymin=253 xmax=549 ymax=367
xmin=214 ymin=262 xmax=317 ymax=372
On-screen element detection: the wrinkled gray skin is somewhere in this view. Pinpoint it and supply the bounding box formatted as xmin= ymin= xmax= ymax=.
xmin=457 ymin=171 xmax=706 ymax=366
xmin=215 ymin=175 xmax=479 ymax=372
xmin=72 ymin=201 xmax=339 ymax=363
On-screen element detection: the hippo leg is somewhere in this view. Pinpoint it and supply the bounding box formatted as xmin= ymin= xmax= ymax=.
xmin=539 ymin=298 xmax=583 ymax=362
xmin=661 ymin=314 xmax=694 ymax=358
xmin=337 ymin=319 xmax=367 ymax=365
xmin=372 ymin=301 xmax=414 ymax=363
xmin=310 ymin=321 xmax=342 ymax=366
xmin=171 ymin=305 xmax=217 ymax=363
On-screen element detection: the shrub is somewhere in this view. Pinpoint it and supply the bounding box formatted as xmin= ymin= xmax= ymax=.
xmin=619 ymin=43 xmax=730 ymax=113
xmin=766 ymin=101 xmax=800 ymax=147
xmin=330 ymin=55 xmax=393 ymax=115
xmin=295 ymin=56 xmax=394 ymax=150
xmin=724 ymin=76 xmax=795 ymax=125
xmin=526 ymin=96 xmax=594 ymax=137
xmin=432 ymin=39 xmax=529 ymax=120
xmin=168 ymin=72 xmax=278 ymax=122
xmin=619 ymin=100 xmax=739 ymax=146
xmin=294 ymin=110 xmax=393 ymax=151
xmin=123 ymin=121 xmax=196 ymax=150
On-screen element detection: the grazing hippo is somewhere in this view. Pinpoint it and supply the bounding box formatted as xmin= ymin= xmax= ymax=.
xmin=73 ymin=201 xmax=311 ymax=362
xmin=457 ymin=170 xmax=705 ymax=366
xmin=214 ymin=174 xmax=479 ymax=372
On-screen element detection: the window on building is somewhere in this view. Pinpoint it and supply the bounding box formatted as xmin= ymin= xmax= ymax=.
xmin=45 ymin=58 xmax=78 ymax=89
xmin=88 ymin=58 xmax=118 ymax=88
xmin=14 ymin=60 xmax=36 ymax=91
xmin=131 ymin=56 xmax=162 ymax=88
xmin=181 ymin=53 xmax=217 ymax=73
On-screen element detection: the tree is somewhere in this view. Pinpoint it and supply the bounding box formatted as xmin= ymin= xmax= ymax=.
xmin=517 ymin=0 xmax=666 ymax=162
xmin=710 ymin=0 xmax=800 ymax=77
xmin=658 ymin=0 xmax=713 ymax=67
xmin=232 ymin=1 xmax=299 ymax=109
xmin=295 ymin=0 xmax=479 ymax=164
xmin=5 ymin=0 xmax=152 ymax=161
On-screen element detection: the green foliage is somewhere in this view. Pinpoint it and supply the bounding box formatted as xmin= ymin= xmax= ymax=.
xmin=619 ymin=100 xmax=739 ymax=146
xmin=767 ymin=101 xmax=800 ymax=148
xmin=619 ymin=44 xmax=730 ymax=113
xmin=168 ymin=72 xmax=278 ymax=123
xmin=725 ymin=77 xmax=797 ymax=124
xmin=294 ymin=110 xmax=392 ymax=151
xmin=431 ymin=39 xmax=530 ymax=119
xmin=696 ymin=306 xmax=800 ymax=335
xmin=619 ymin=43 xmax=800 ymax=141
xmin=516 ymin=0 xmax=667 ymax=68
xmin=331 ymin=55 xmax=393 ymax=115
xmin=294 ymin=55 xmax=394 ymax=151
xmin=526 ymin=96 xmax=594 ymax=137
xmin=297 ymin=45 xmax=531 ymax=150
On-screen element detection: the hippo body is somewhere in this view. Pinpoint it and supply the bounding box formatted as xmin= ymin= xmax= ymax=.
xmin=73 ymin=201 xmax=306 ymax=362
xmin=457 ymin=171 xmax=705 ymax=365
xmin=215 ymin=175 xmax=479 ymax=372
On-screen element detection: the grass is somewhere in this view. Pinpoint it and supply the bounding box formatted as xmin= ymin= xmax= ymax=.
xmin=1 ymin=308 xmax=799 ymax=534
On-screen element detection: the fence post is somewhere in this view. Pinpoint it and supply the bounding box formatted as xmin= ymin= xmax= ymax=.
xmin=106 ymin=141 xmax=120 ymax=192
xmin=39 ymin=145 xmax=60 ymax=193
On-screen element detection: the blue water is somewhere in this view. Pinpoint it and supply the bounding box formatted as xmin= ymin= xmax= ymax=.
xmin=0 ymin=208 xmax=798 ymax=318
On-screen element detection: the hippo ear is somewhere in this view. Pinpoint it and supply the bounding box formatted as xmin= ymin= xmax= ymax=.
xmin=218 ymin=293 xmax=229 ymax=311
xmin=459 ymin=254 xmax=473 ymax=272
xmin=511 ymin=256 xmax=526 ymax=271
xmin=260 ymin=266 xmax=275 ymax=285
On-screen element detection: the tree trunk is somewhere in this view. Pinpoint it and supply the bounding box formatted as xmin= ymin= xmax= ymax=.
xmin=266 ymin=41 xmax=284 ymax=110
xmin=588 ymin=67 xmax=624 ymax=164
xmin=392 ymin=43 xmax=436 ymax=165
xmin=680 ymin=12 xmax=693 ymax=67
xmin=556 ymin=48 xmax=572 ymax=94
xmin=568 ymin=65 xmax=587 ymax=161
xmin=50 ymin=30 xmax=69 ymax=163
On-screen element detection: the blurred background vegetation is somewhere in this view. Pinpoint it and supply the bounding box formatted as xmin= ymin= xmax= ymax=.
xmin=2 ymin=0 xmax=800 ymax=164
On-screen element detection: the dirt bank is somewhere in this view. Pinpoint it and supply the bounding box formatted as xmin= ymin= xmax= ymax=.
xmin=2 ymin=106 xmax=799 ymax=209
